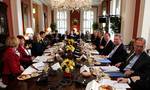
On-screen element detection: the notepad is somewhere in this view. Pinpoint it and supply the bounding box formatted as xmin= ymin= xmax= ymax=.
xmin=106 ymin=72 xmax=125 ymax=78
xmin=96 ymin=58 xmax=111 ymax=64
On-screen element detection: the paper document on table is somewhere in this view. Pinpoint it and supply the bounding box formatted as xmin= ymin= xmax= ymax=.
xmin=100 ymin=66 xmax=120 ymax=72
xmin=51 ymin=62 xmax=61 ymax=71
xmin=33 ymin=56 xmax=49 ymax=62
xmin=114 ymin=83 xmax=130 ymax=89
xmin=22 ymin=66 xmax=37 ymax=74
xmin=32 ymin=62 xmax=45 ymax=71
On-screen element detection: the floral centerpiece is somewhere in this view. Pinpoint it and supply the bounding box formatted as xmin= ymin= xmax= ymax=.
xmin=66 ymin=39 xmax=74 ymax=45
xmin=65 ymin=45 xmax=75 ymax=52
xmin=61 ymin=58 xmax=75 ymax=78
xmin=65 ymin=39 xmax=75 ymax=52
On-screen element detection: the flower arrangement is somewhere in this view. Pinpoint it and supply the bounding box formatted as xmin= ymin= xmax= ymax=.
xmin=65 ymin=39 xmax=75 ymax=52
xmin=66 ymin=39 xmax=74 ymax=45
xmin=65 ymin=45 xmax=75 ymax=52
xmin=61 ymin=58 xmax=75 ymax=73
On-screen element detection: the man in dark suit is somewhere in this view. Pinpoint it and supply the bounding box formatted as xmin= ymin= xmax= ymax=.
xmin=99 ymin=33 xmax=115 ymax=55
xmin=117 ymin=37 xmax=150 ymax=90
xmin=108 ymin=34 xmax=128 ymax=65
xmin=120 ymin=37 xmax=150 ymax=77
xmin=52 ymin=30 xmax=62 ymax=43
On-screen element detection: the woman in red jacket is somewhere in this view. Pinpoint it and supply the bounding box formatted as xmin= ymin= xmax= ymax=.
xmin=17 ymin=35 xmax=33 ymax=68
xmin=2 ymin=36 xmax=24 ymax=85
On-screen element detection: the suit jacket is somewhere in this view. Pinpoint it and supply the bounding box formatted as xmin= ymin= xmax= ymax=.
xmin=108 ymin=43 xmax=128 ymax=65
xmin=17 ymin=45 xmax=32 ymax=68
xmin=31 ymin=40 xmax=45 ymax=56
xmin=100 ymin=40 xmax=115 ymax=55
xmin=130 ymin=73 xmax=150 ymax=90
xmin=52 ymin=33 xmax=62 ymax=42
xmin=91 ymin=34 xmax=97 ymax=45
xmin=17 ymin=45 xmax=32 ymax=62
xmin=2 ymin=47 xmax=22 ymax=84
xmin=97 ymin=37 xmax=106 ymax=53
xmin=121 ymin=52 xmax=150 ymax=77
xmin=131 ymin=52 xmax=150 ymax=76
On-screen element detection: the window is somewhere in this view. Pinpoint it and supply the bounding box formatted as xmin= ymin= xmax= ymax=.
xmin=83 ymin=10 xmax=94 ymax=34
xmin=56 ymin=10 xmax=67 ymax=34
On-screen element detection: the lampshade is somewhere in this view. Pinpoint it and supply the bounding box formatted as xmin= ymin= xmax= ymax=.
xmin=26 ymin=28 xmax=34 ymax=34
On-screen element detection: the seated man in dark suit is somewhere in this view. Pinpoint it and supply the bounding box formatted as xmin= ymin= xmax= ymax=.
xmin=116 ymin=37 xmax=150 ymax=90
xmin=91 ymin=31 xmax=98 ymax=45
xmin=99 ymin=32 xmax=115 ymax=55
xmin=116 ymin=37 xmax=150 ymax=77
xmin=61 ymin=31 xmax=70 ymax=40
xmin=108 ymin=34 xmax=128 ymax=65
xmin=52 ymin=30 xmax=62 ymax=43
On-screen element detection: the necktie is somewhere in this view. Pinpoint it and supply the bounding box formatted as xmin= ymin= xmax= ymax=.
xmin=124 ymin=53 xmax=136 ymax=70
xmin=108 ymin=46 xmax=118 ymax=58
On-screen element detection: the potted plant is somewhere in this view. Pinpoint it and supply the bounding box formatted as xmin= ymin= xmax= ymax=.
xmin=50 ymin=22 xmax=57 ymax=32
xmin=110 ymin=16 xmax=121 ymax=33
xmin=92 ymin=22 xmax=99 ymax=31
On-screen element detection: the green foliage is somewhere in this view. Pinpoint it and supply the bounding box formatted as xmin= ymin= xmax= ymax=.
xmin=50 ymin=23 xmax=57 ymax=32
xmin=110 ymin=16 xmax=121 ymax=33
xmin=92 ymin=22 xmax=99 ymax=30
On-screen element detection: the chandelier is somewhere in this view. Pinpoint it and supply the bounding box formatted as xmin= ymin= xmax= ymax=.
xmin=50 ymin=0 xmax=92 ymax=10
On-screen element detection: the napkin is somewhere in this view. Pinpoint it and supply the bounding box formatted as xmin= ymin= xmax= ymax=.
xmin=51 ymin=62 xmax=61 ymax=71
xmin=80 ymin=65 xmax=90 ymax=73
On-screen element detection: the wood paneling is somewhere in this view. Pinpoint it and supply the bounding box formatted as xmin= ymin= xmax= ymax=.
xmin=132 ymin=0 xmax=141 ymax=39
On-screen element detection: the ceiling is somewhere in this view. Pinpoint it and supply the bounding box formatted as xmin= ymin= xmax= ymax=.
xmin=33 ymin=0 xmax=100 ymax=6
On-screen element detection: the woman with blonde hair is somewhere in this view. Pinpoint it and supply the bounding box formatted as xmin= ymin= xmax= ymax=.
xmin=31 ymin=33 xmax=45 ymax=56
xmin=2 ymin=36 xmax=24 ymax=85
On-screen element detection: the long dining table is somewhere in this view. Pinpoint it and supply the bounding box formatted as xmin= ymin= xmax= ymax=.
xmin=6 ymin=41 xmax=131 ymax=90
